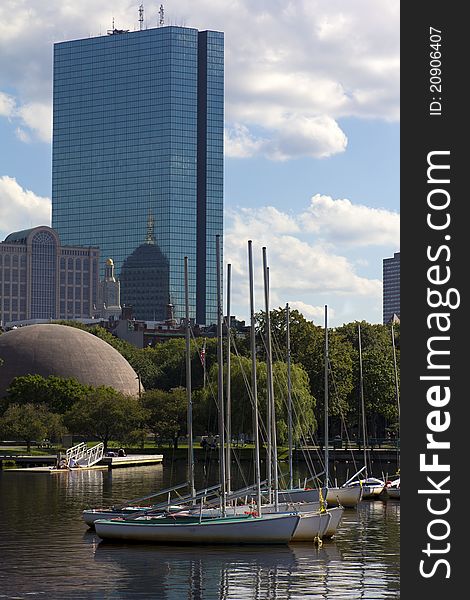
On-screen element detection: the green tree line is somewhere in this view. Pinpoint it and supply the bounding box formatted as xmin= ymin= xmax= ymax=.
xmin=0 ymin=312 xmax=400 ymax=450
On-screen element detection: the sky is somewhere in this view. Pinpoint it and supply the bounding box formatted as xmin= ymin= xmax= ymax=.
xmin=0 ymin=0 xmax=400 ymax=327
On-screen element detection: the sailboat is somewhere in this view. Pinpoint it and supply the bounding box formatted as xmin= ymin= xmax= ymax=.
xmin=243 ymin=251 xmax=343 ymax=539
xmin=94 ymin=240 xmax=305 ymax=545
xmin=93 ymin=511 xmax=302 ymax=544
xmin=385 ymin=477 xmax=400 ymax=499
xmin=275 ymin=303 xmax=327 ymax=507
xmin=322 ymin=306 xmax=363 ymax=509
xmin=181 ymin=244 xmax=340 ymax=541
xmin=266 ymin=304 xmax=358 ymax=512
xmin=385 ymin=323 xmax=400 ymax=500
xmin=345 ymin=323 xmax=385 ymax=499
xmin=84 ymin=256 xmax=199 ymax=529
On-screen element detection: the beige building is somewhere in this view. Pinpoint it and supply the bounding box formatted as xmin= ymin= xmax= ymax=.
xmin=98 ymin=258 xmax=121 ymax=320
xmin=0 ymin=226 xmax=99 ymax=326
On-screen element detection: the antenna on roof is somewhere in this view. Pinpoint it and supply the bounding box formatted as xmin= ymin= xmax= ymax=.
xmin=107 ymin=16 xmax=130 ymax=35
xmin=139 ymin=4 xmax=144 ymax=30
xmin=107 ymin=17 xmax=115 ymax=35
xmin=159 ymin=4 xmax=164 ymax=26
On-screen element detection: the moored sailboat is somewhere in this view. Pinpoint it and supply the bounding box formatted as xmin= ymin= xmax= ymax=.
xmin=385 ymin=477 xmax=400 ymax=499
xmin=322 ymin=306 xmax=362 ymax=509
xmin=94 ymin=240 xmax=303 ymax=545
xmin=94 ymin=512 xmax=301 ymax=544
xmin=344 ymin=324 xmax=385 ymax=499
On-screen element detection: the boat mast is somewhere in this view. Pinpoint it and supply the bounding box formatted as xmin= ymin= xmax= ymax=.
xmin=358 ymin=324 xmax=367 ymax=477
xmin=286 ymin=303 xmax=293 ymax=490
xmin=391 ymin=323 xmax=400 ymax=469
xmin=324 ymin=305 xmax=329 ymax=486
xmin=184 ymin=256 xmax=195 ymax=501
xmin=263 ymin=248 xmax=278 ymax=510
xmin=248 ymin=240 xmax=262 ymax=515
xmin=216 ymin=235 xmax=226 ymax=516
xmin=225 ymin=263 xmax=232 ymax=496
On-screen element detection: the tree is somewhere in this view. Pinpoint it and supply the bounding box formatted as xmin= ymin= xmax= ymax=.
xmin=271 ymin=361 xmax=317 ymax=445
xmin=0 ymin=403 xmax=65 ymax=452
xmin=142 ymin=387 xmax=187 ymax=448
xmin=3 ymin=375 xmax=92 ymax=415
xmin=148 ymin=339 xmax=186 ymax=390
xmin=194 ymin=354 xmax=317 ymax=445
xmin=336 ymin=321 xmax=400 ymax=440
xmin=64 ymin=387 xmax=147 ymax=450
xmin=146 ymin=337 xmax=217 ymax=392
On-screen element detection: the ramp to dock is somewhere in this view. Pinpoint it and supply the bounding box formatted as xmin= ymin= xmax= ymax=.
xmin=66 ymin=442 xmax=104 ymax=467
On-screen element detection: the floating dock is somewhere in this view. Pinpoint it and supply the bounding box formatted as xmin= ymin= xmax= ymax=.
xmin=100 ymin=454 xmax=164 ymax=469
xmin=1 ymin=453 xmax=163 ymax=472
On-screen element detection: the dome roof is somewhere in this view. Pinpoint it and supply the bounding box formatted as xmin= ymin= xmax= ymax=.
xmin=0 ymin=324 xmax=141 ymax=397
xmin=121 ymin=242 xmax=169 ymax=270
xmin=120 ymin=242 xmax=170 ymax=321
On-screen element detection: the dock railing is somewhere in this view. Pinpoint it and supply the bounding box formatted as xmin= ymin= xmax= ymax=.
xmin=66 ymin=442 xmax=104 ymax=467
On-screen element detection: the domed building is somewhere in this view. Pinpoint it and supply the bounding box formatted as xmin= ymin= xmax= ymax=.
xmin=0 ymin=324 xmax=141 ymax=397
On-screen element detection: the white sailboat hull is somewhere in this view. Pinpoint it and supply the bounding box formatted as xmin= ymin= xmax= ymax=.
xmin=326 ymin=486 xmax=362 ymax=508
xmin=346 ymin=478 xmax=385 ymax=500
xmin=322 ymin=506 xmax=345 ymax=538
xmin=190 ymin=504 xmax=333 ymax=541
xmin=385 ymin=478 xmax=400 ymax=499
xmin=290 ymin=511 xmax=332 ymax=541
xmin=362 ymin=485 xmax=385 ymax=499
xmin=94 ymin=513 xmax=300 ymax=544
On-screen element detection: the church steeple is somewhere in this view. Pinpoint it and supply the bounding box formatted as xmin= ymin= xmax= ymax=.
xmin=98 ymin=258 xmax=121 ymax=319
xmin=104 ymin=258 xmax=116 ymax=281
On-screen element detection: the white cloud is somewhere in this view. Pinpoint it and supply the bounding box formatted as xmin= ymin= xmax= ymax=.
xmin=226 ymin=115 xmax=347 ymax=160
xmin=288 ymin=301 xmax=328 ymax=322
xmin=0 ymin=92 xmax=51 ymax=142
xmin=0 ymin=91 xmax=15 ymax=117
xmin=301 ymin=194 xmax=399 ymax=246
xmin=224 ymin=196 xmax=395 ymax=325
xmin=16 ymin=102 xmax=52 ymax=143
xmin=15 ymin=127 xmax=31 ymax=143
xmin=225 ymin=124 xmax=265 ymax=158
xmin=0 ymin=176 xmax=51 ymax=240
xmin=265 ymin=115 xmax=347 ymax=160
xmin=0 ymin=0 xmax=399 ymax=153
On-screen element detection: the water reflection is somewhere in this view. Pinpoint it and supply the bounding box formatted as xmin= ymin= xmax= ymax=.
xmin=0 ymin=465 xmax=399 ymax=599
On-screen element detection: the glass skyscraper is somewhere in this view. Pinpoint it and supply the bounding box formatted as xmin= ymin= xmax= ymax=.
xmin=52 ymin=26 xmax=223 ymax=324
xmin=383 ymin=251 xmax=400 ymax=324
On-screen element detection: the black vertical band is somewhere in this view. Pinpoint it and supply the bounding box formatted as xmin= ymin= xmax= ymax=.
xmin=401 ymin=4 xmax=466 ymax=597
xmin=196 ymin=31 xmax=208 ymax=325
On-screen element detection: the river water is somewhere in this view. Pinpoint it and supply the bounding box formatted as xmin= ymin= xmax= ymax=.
xmin=0 ymin=462 xmax=400 ymax=599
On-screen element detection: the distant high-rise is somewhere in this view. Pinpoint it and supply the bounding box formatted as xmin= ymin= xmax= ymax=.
xmin=383 ymin=251 xmax=400 ymax=324
xmin=52 ymin=26 xmax=224 ymax=324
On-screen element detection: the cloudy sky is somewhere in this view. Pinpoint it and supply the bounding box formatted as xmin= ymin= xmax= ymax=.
xmin=0 ymin=0 xmax=399 ymax=326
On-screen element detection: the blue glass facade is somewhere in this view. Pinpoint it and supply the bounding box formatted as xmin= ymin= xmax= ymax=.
xmin=52 ymin=26 xmax=223 ymax=324
xmin=383 ymin=251 xmax=400 ymax=324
